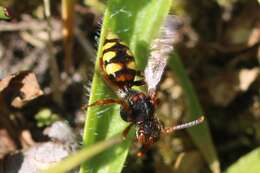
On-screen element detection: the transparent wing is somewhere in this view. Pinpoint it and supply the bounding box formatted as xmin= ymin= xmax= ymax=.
xmin=144 ymin=15 xmax=183 ymax=96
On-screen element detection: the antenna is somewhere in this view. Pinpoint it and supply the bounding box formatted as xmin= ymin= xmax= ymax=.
xmin=162 ymin=116 xmax=205 ymax=134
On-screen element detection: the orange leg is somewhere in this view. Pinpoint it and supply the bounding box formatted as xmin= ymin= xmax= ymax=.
xmin=137 ymin=144 xmax=150 ymax=157
xmin=122 ymin=123 xmax=134 ymax=139
xmin=83 ymin=98 xmax=130 ymax=112
xmin=133 ymin=80 xmax=145 ymax=87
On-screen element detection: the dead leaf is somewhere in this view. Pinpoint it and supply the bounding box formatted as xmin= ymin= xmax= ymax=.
xmin=0 ymin=71 xmax=43 ymax=108
xmin=208 ymin=71 xmax=239 ymax=106
xmin=208 ymin=68 xmax=259 ymax=106
xmin=238 ymin=68 xmax=259 ymax=91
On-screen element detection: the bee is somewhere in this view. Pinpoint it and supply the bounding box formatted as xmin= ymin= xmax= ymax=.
xmin=87 ymin=15 xmax=204 ymax=157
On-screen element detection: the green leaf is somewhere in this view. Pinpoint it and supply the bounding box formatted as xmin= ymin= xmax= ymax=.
xmin=0 ymin=7 xmax=10 ymax=20
xmin=81 ymin=0 xmax=172 ymax=173
xmin=41 ymin=135 xmax=123 ymax=173
xmin=225 ymin=148 xmax=260 ymax=173
xmin=169 ymin=54 xmax=220 ymax=173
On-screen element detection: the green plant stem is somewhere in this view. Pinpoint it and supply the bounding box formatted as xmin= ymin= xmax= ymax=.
xmin=80 ymin=1 xmax=172 ymax=172
xmin=169 ymin=53 xmax=220 ymax=173
xmin=41 ymin=135 xmax=123 ymax=173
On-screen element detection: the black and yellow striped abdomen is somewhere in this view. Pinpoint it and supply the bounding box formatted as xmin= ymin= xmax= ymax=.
xmin=101 ymin=32 xmax=137 ymax=88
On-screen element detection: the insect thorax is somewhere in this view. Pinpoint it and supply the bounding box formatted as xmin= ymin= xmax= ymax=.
xmin=120 ymin=89 xmax=155 ymax=123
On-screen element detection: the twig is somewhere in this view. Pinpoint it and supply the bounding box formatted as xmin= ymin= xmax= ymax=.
xmin=0 ymin=20 xmax=47 ymax=32
xmin=43 ymin=0 xmax=63 ymax=106
xmin=75 ymin=28 xmax=96 ymax=62
xmin=62 ymin=0 xmax=75 ymax=74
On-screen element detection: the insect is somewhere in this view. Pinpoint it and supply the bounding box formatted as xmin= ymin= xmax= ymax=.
xmin=87 ymin=16 xmax=204 ymax=157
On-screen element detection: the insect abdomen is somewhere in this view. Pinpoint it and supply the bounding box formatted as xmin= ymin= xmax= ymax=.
xmin=101 ymin=32 xmax=137 ymax=88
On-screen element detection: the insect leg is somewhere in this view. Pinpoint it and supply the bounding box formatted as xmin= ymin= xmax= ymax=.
xmin=136 ymin=70 xmax=144 ymax=77
xmin=83 ymin=98 xmax=129 ymax=111
xmin=136 ymin=145 xmax=149 ymax=157
xmin=132 ymin=80 xmax=145 ymax=86
xmin=122 ymin=123 xmax=134 ymax=139
xmin=132 ymin=70 xmax=145 ymax=86
xmin=162 ymin=116 xmax=205 ymax=134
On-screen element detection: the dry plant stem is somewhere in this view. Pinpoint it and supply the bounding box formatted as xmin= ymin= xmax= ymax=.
xmin=62 ymin=0 xmax=75 ymax=74
xmin=75 ymin=28 xmax=96 ymax=80
xmin=75 ymin=28 xmax=96 ymax=62
xmin=43 ymin=0 xmax=63 ymax=105
xmin=0 ymin=20 xmax=49 ymax=32
xmin=20 ymin=31 xmax=45 ymax=48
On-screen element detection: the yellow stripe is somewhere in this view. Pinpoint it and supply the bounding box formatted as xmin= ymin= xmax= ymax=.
xmin=126 ymin=49 xmax=133 ymax=56
xmin=119 ymin=41 xmax=128 ymax=47
xmin=106 ymin=32 xmax=118 ymax=40
xmin=105 ymin=63 xmax=122 ymax=75
xmin=127 ymin=61 xmax=136 ymax=70
xmin=103 ymin=51 xmax=116 ymax=62
xmin=103 ymin=42 xmax=116 ymax=51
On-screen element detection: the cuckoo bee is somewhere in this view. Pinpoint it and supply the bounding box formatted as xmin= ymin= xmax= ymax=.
xmin=87 ymin=16 xmax=204 ymax=156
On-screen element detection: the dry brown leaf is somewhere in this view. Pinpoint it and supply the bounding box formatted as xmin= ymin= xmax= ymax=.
xmin=208 ymin=71 xmax=239 ymax=106
xmin=238 ymin=68 xmax=259 ymax=91
xmin=0 ymin=71 xmax=43 ymax=108
xmin=0 ymin=74 xmax=15 ymax=92
xmin=208 ymin=68 xmax=259 ymax=106
xmin=247 ymin=23 xmax=260 ymax=46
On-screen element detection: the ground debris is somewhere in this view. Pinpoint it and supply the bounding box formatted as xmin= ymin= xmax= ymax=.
xmin=0 ymin=121 xmax=78 ymax=173
xmin=0 ymin=71 xmax=43 ymax=108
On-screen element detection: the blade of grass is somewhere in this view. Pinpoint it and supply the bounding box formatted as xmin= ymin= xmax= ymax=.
xmin=81 ymin=0 xmax=172 ymax=173
xmin=41 ymin=135 xmax=123 ymax=173
xmin=225 ymin=148 xmax=260 ymax=173
xmin=169 ymin=53 xmax=220 ymax=173
xmin=43 ymin=0 xmax=62 ymax=105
